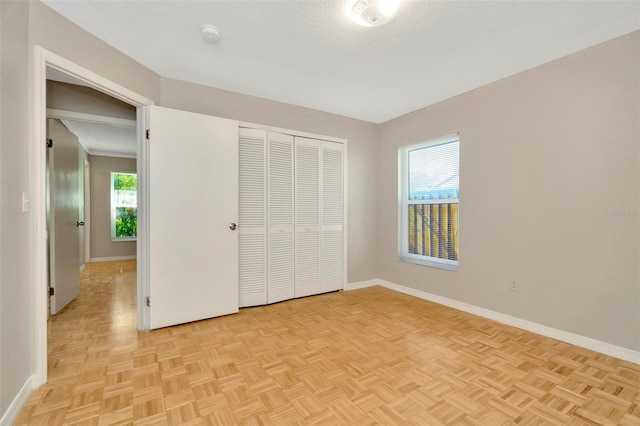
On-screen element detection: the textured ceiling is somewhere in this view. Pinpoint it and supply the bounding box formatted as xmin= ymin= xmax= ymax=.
xmin=42 ymin=1 xmax=640 ymax=123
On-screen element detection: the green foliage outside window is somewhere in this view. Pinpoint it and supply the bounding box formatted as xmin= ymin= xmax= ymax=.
xmin=112 ymin=172 xmax=137 ymax=239
xmin=115 ymin=207 xmax=137 ymax=238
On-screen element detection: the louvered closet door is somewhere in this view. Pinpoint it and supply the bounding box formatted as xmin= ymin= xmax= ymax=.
xmin=238 ymin=128 xmax=267 ymax=307
xmin=322 ymin=141 xmax=345 ymax=292
xmin=268 ymin=132 xmax=295 ymax=304
xmin=294 ymin=137 xmax=321 ymax=298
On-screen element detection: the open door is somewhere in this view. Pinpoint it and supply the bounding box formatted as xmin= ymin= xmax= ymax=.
xmin=49 ymin=119 xmax=81 ymax=314
xmin=148 ymin=106 xmax=239 ymax=329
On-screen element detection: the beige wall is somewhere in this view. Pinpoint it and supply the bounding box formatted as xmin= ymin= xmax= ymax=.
xmin=47 ymin=80 xmax=137 ymax=120
xmin=377 ymin=32 xmax=640 ymax=351
xmin=1 ymin=1 xmax=32 ymax=415
xmin=160 ymin=78 xmax=380 ymax=283
xmin=0 ymin=0 xmax=161 ymax=417
xmin=89 ymin=155 xmax=137 ymax=259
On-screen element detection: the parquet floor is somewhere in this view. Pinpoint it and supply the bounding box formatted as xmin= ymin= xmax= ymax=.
xmin=15 ymin=261 xmax=640 ymax=425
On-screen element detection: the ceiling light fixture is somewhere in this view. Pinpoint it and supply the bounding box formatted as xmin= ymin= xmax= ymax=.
xmin=349 ymin=0 xmax=400 ymax=27
xmin=201 ymin=24 xmax=221 ymax=43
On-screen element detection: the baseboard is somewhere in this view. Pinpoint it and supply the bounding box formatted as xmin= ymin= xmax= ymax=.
xmin=0 ymin=375 xmax=38 ymax=426
xmin=345 ymin=280 xmax=378 ymax=291
xmin=90 ymin=255 xmax=137 ymax=262
xmin=375 ymin=279 xmax=640 ymax=365
xmin=79 ymin=264 xmax=86 ymax=273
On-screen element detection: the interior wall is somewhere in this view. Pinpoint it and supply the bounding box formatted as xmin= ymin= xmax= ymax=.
xmin=377 ymin=31 xmax=640 ymax=351
xmin=0 ymin=1 xmax=161 ymax=419
xmin=160 ymin=78 xmax=380 ymax=283
xmin=46 ymin=80 xmax=137 ymax=119
xmin=0 ymin=0 xmax=3 ymax=413
xmin=89 ymin=155 xmax=137 ymax=260
xmin=0 ymin=1 xmax=32 ymax=416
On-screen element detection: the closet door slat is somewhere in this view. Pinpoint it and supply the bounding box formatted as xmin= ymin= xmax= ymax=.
xmin=322 ymin=142 xmax=344 ymax=292
xmin=238 ymin=128 xmax=267 ymax=307
xmin=267 ymin=132 xmax=295 ymax=303
xmin=294 ymin=138 xmax=321 ymax=298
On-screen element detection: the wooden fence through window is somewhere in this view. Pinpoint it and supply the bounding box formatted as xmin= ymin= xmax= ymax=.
xmin=408 ymin=203 xmax=458 ymax=260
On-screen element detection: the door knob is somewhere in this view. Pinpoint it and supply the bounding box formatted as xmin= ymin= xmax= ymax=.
xmin=76 ymin=221 xmax=85 ymax=227
xmin=229 ymin=223 xmax=237 ymax=230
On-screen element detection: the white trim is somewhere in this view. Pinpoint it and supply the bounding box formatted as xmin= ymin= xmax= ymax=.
xmin=138 ymin=107 xmax=150 ymax=331
xmin=46 ymin=108 xmax=136 ymax=128
xmin=376 ymin=279 xmax=640 ymax=365
xmin=0 ymin=375 xmax=38 ymax=426
xmin=342 ymin=139 xmax=348 ymax=293
xmin=79 ymin=264 xmax=86 ymax=273
xmin=32 ymin=46 xmax=154 ymax=387
xmin=344 ymin=280 xmax=378 ymax=291
xmin=88 ymin=150 xmax=136 ymax=159
xmin=239 ymin=121 xmax=347 ymax=145
xmin=90 ymin=255 xmax=137 ymax=262
xmin=398 ymin=255 xmax=459 ymax=271
xmin=84 ymin=159 xmax=91 ymax=264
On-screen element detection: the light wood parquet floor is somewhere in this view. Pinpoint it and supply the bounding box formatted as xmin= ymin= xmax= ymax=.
xmin=15 ymin=261 xmax=640 ymax=425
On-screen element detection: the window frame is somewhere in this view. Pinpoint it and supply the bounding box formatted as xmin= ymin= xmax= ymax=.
xmin=398 ymin=134 xmax=459 ymax=271
xmin=110 ymin=171 xmax=138 ymax=242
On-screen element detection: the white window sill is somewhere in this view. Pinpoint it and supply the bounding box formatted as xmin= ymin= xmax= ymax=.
xmin=398 ymin=255 xmax=458 ymax=271
xmin=112 ymin=237 xmax=137 ymax=242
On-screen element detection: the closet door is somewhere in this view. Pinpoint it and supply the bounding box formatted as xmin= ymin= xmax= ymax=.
xmin=294 ymin=137 xmax=321 ymax=298
xmin=267 ymin=132 xmax=295 ymax=303
xmin=238 ymin=128 xmax=267 ymax=307
xmin=321 ymin=141 xmax=345 ymax=292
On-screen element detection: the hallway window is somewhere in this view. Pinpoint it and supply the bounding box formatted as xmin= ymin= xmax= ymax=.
xmin=111 ymin=172 xmax=137 ymax=240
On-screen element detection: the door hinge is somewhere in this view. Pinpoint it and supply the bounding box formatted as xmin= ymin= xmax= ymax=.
xmin=46 ymin=139 xmax=53 ymax=148
xmin=48 ymin=287 xmax=54 ymax=296
xmin=145 ymin=129 xmax=150 ymax=140
xmin=146 ymin=296 xmax=150 ymax=307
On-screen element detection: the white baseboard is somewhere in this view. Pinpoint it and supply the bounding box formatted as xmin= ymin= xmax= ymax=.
xmin=345 ymin=280 xmax=378 ymax=291
xmin=79 ymin=264 xmax=86 ymax=273
xmin=0 ymin=375 xmax=38 ymax=426
xmin=359 ymin=279 xmax=639 ymax=365
xmin=90 ymin=255 xmax=137 ymax=262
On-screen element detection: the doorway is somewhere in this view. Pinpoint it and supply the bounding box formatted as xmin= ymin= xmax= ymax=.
xmin=32 ymin=47 xmax=153 ymax=385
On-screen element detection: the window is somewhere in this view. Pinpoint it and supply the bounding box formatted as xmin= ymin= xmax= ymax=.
xmin=111 ymin=172 xmax=137 ymax=241
xmin=399 ymin=135 xmax=459 ymax=270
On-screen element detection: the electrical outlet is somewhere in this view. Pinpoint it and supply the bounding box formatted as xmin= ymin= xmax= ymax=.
xmin=509 ymin=278 xmax=520 ymax=292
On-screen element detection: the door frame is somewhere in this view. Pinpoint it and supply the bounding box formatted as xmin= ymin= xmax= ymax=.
xmin=84 ymin=158 xmax=91 ymax=265
xmin=31 ymin=46 xmax=153 ymax=385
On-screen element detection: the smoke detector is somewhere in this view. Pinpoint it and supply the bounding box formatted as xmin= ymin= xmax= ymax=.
xmin=201 ymin=24 xmax=221 ymax=43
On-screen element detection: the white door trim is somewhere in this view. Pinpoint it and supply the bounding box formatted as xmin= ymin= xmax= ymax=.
xmin=84 ymin=158 xmax=91 ymax=265
xmin=32 ymin=46 xmax=153 ymax=386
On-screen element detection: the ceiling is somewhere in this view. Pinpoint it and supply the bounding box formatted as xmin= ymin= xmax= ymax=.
xmin=42 ymin=1 xmax=640 ymax=123
xmin=61 ymin=119 xmax=137 ymax=158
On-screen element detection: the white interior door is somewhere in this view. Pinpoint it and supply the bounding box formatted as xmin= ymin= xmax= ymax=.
xmin=149 ymin=106 xmax=239 ymax=329
xmin=49 ymin=119 xmax=81 ymax=314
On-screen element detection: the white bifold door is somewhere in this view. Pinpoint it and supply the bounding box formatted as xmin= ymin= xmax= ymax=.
xmin=238 ymin=129 xmax=344 ymax=307
xmin=148 ymin=106 xmax=239 ymax=329
xmin=296 ymin=137 xmax=345 ymax=295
